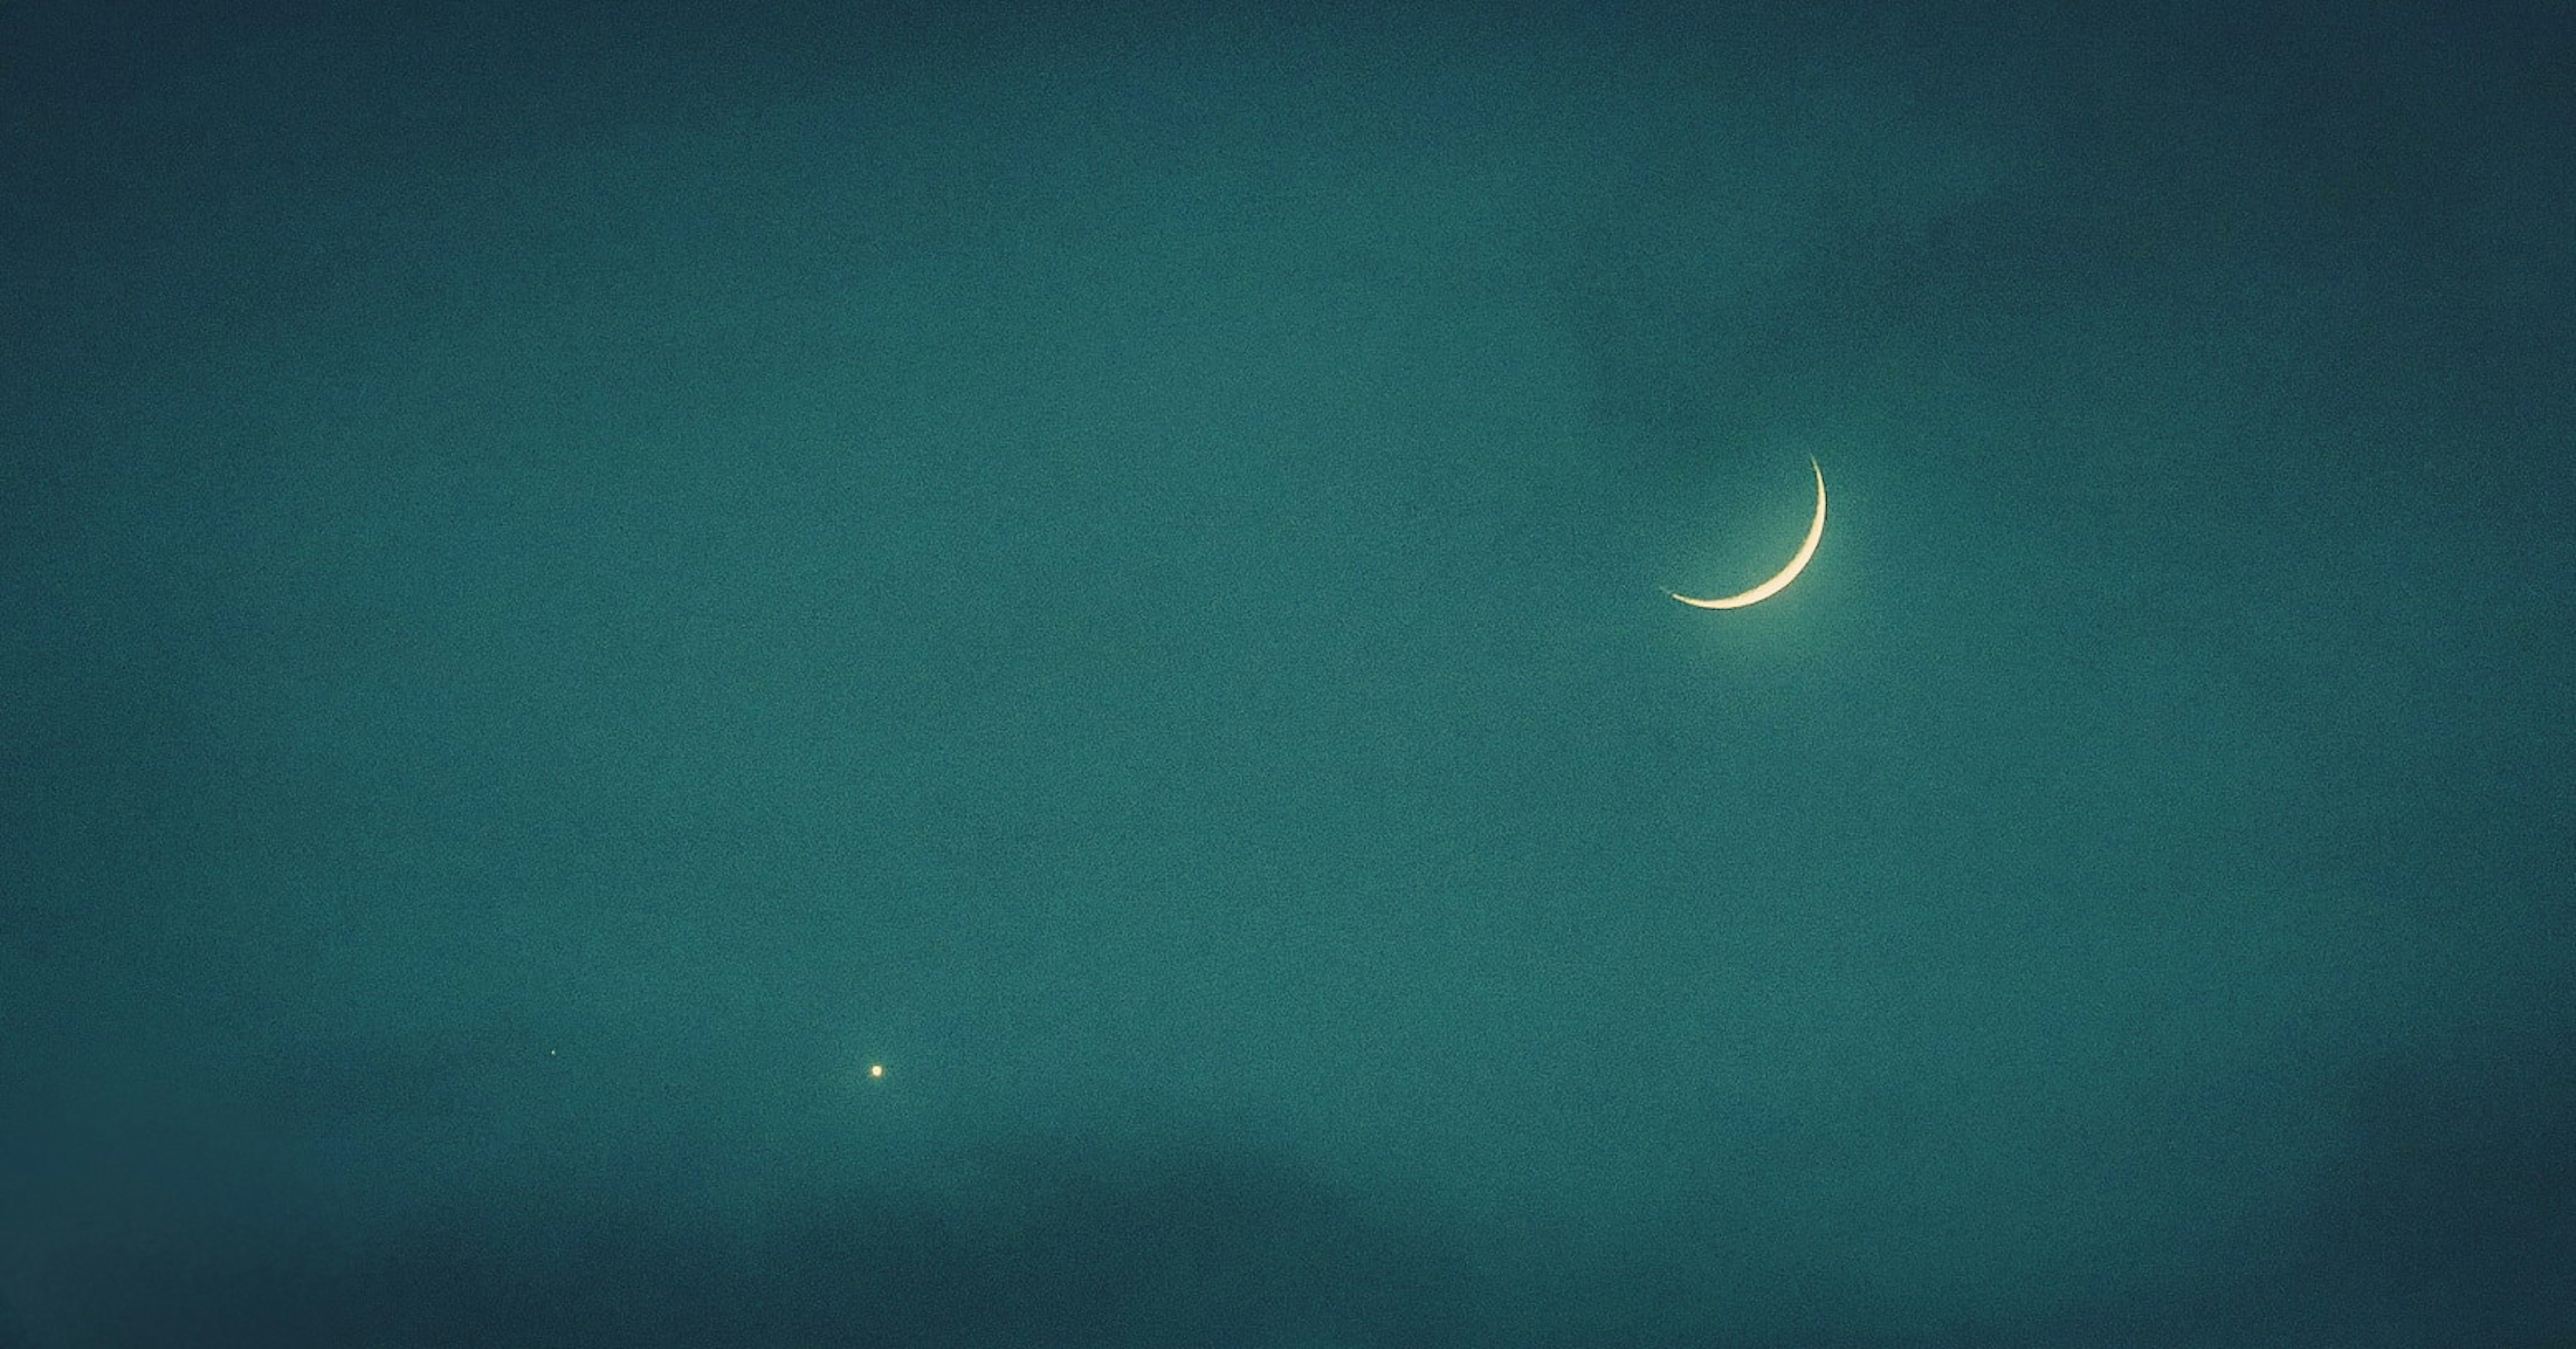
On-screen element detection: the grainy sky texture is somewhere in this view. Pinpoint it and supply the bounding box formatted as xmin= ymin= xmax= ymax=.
xmin=5 ymin=1 xmax=2573 ymax=1344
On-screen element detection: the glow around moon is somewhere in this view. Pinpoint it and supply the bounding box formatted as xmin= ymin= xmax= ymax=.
xmin=1670 ymin=457 xmax=1827 ymax=610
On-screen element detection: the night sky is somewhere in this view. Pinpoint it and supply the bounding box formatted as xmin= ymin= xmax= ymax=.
xmin=5 ymin=1 xmax=2573 ymax=1344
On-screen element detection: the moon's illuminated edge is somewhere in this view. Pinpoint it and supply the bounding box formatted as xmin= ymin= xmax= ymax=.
xmin=1670 ymin=457 xmax=1826 ymax=610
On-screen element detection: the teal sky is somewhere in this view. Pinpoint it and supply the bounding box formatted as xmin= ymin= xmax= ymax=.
xmin=5 ymin=2 xmax=2572 ymax=1344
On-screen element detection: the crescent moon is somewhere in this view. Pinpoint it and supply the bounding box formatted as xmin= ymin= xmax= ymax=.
xmin=1670 ymin=457 xmax=1826 ymax=610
